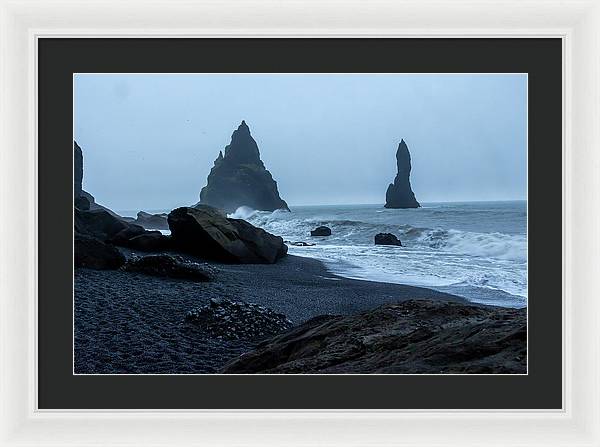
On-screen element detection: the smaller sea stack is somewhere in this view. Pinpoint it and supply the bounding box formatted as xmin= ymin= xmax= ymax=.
xmin=384 ymin=139 xmax=420 ymax=209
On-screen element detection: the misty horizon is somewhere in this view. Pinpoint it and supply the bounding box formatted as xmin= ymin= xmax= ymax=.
xmin=74 ymin=74 xmax=527 ymax=211
xmin=113 ymin=199 xmax=527 ymax=218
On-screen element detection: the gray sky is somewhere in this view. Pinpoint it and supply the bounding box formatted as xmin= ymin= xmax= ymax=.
xmin=74 ymin=74 xmax=527 ymax=211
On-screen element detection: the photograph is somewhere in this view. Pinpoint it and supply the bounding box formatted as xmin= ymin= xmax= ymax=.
xmin=73 ymin=73 xmax=527 ymax=375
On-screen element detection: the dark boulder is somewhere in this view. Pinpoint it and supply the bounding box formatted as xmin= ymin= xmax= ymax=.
xmin=75 ymin=233 xmax=125 ymax=270
xmin=126 ymin=232 xmax=172 ymax=252
xmin=199 ymin=121 xmax=289 ymax=213
xmin=228 ymin=218 xmax=288 ymax=263
xmin=122 ymin=254 xmax=211 ymax=281
xmin=222 ymin=299 xmax=527 ymax=374
xmin=374 ymin=233 xmax=402 ymax=246
xmin=167 ymin=206 xmax=287 ymax=264
xmin=310 ymin=226 xmax=331 ymax=237
xmin=75 ymin=208 xmax=129 ymax=241
xmin=384 ymin=139 xmax=420 ymax=209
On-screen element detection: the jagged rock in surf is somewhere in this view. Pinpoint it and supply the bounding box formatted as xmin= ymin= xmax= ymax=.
xmin=384 ymin=139 xmax=420 ymax=209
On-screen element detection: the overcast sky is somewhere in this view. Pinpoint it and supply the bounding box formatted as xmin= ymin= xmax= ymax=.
xmin=74 ymin=73 xmax=527 ymax=212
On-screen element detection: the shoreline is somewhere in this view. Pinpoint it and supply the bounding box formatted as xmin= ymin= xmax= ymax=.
xmin=74 ymin=253 xmax=471 ymax=374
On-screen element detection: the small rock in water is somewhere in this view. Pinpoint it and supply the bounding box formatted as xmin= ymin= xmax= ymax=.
xmin=374 ymin=233 xmax=402 ymax=246
xmin=310 ymin=226 xmax=332 ymax=237
xmin=186 ymin=298 xmax=293 ymax=340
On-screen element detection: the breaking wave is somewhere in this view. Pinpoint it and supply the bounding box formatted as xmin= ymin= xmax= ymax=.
xmin=227 ymin=202 xmax=528 ymax=307
xmin=227 ymin=206 xmax=259 ymax=220
xmin=244 ymin=212 xmax=526 ymax=262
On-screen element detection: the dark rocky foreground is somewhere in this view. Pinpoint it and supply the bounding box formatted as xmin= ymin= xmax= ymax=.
xmin=76 ymin=254 xmax=469 ymax=374
xmin=223 ymin=299 xmax=526 ymax=374
xmin=74 ymin=254 xmax=525 ymax=374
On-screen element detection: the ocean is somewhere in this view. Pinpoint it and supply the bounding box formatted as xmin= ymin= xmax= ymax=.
xmin=230 ymin=201 xmax=527 ymax=308
xmin=120 ymin=200 xmax=527 ymax=309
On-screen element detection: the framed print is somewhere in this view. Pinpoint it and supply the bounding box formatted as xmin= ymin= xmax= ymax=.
xmin=41 ymin=38 xmax=556 ymax=410
xmin=1 ymin=0 xmax=600 ymax=446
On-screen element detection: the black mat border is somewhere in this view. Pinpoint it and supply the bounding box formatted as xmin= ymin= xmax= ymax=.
xmin=38 ymin=38 xmax=562 ymax=409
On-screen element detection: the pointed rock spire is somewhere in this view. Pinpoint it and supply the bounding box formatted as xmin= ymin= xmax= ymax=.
xmin=384 ymin=139 xmax=420 ymax=209
xmin=199 ymin=121 xmax=289 ymax=213
xmin=223 ymin=120 xmax=262 ymax=165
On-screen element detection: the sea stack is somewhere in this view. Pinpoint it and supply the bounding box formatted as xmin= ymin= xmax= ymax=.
xmin=199 ymin=121 xmax=289 ymax=213
xmin=384 ymin=139 xmax=420 ymax=209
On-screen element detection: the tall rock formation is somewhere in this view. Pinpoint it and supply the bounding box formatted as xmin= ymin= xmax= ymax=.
xmin=384 ymin=139 xmax=420 ymax=209
xmin=199 ymin=121 xmax=289 ymax=213
xmin=74 ymin=141 xmax=121 ymax=216
xmin=74 ymin=141 xmax=83 ymax=199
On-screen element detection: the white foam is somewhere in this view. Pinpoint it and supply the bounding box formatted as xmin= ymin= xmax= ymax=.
xmin=237 ymin=203 xmax=528 ymax=307
xmin=417 ymin=229 xmax=527 ymax=262
xmin=227 ymin=206 xmax=259 ymax=220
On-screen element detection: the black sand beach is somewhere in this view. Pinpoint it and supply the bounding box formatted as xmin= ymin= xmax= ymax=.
xmin=74 ymin=253 xmax=465 ymax=374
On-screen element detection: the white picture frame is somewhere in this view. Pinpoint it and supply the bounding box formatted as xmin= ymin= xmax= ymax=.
xmin=1 ymin=0 xmax=599 ymax=445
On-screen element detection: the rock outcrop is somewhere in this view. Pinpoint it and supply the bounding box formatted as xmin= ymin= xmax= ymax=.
xmin=123 ymin=254 xmax=212 ymax=281
xmin=73 ymin=141 xmax=122 ymax=217
xmin=199 ymin=121 xmax=289 ymax=213
xmin=374 ymin=233 xmax=402 ymax=246
xmin=74 ymin=141 xmax=174 ymax=268
xmin=168 ymin=206 xmax=287 ymax=264
xmin=222 ymin=299 xmax=526 ymax=374
xmin=384 ymin=139 xmax=420 ymax=209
